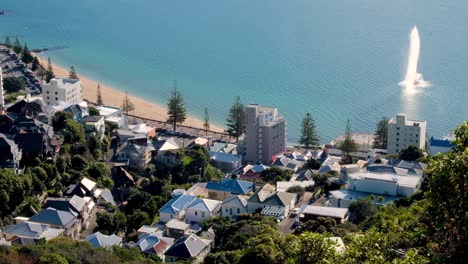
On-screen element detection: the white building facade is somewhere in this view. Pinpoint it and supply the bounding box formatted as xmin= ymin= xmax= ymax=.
xmin=42 ymin=78 xmax=82 ymax=105
xmin=387 ymin=114 xmax=427 ymax=154
xmin=245 ymin=104 xmax=286 ymax=164
xmin=0 ymin=66 xmax=4 ymax=108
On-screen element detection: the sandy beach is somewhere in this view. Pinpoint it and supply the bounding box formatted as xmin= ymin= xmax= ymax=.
xmin=34 ymin=56 xmax=224 ymax=132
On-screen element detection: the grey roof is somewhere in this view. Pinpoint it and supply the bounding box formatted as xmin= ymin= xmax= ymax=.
xmin=86 ymin=232 xmax=122 ymax=248
xmin=221 ymin=195 xmax=247 ymax=208
xmin=98 ymin=189 xmax=116 ymax=206
xmin=44 ymin=195 xmax=86 ymax=214
xmin=3 ymin=222 xmax=48 ymax=239
xmin=187 ymin=198 xmax=221 ymax=213
xmin=28 ymin=208 xmax=77 ymax=228
xmin=293 ymin=170 xmax=314 ymax=181
xmin=164 ymin=234 xmax=209 ymax=259
xmin=81 ymin=115 xmax=104 ymax=123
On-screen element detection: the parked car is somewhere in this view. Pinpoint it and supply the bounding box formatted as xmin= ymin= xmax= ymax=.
xmin=291 ymin=207 xmax=300 ymax=216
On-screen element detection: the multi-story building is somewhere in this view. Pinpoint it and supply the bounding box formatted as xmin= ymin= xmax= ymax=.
xmin=245 ymin=104 xmax=286 ymax=164
xmin=42 ymin=78 xmax=82 ymax=105
xmin=387 ymin=114 xmax=427 ymax=154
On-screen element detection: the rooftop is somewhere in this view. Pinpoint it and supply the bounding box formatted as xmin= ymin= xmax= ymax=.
xmin=299 ymin=205 xmax=348 ymax=219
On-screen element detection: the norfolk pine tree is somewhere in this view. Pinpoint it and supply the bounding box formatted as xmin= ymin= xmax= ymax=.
xmin=121 ymin=90 xmax=135 ymax=115
xmin=4 ymin=36 xmax=11 ymax=47
xmin=13 ymin=36 xmax=22 ymax=54
xmin=45 ymin=57 xmax=55 ymax=83
xmin=372 ymin=116 xmax=389 ymax=149
xmin=96 ymin=83 xmax=103 ymax=106
xmin=68 ymin=66 xmax=79 ymax=79
xmin=21 ymin=43 xmax=34 ymax=64
xmin=299 ymin=112 xmax=319 ymax=149
xmin=203 ymin=107 xmax=210 ymax=136
xmin=226 ymin=96 xmax=245 ymax=142
xmin=339 ymin=119 xmax=357 ymax=155
xmin=166 ymin=81 xmax=187 ymax=132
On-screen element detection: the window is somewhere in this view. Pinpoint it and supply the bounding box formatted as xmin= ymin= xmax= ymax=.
xmin=46 ymin=91 xmax=49 ymax=94
xmin=237 ymin=208 xmax=240 ymax=214
xmin=397 ymin=127 xmax=400 ymax=130
xmin=55 ymin=92 xmax=58 ymax=95
xmin=195 ymin=212 xmax=198 ymax=216
xmin=396 ymin=133 xmax=399 ymax=135
xmin=396 ymin=138 xmax=399 ymax=141
xmin=229 ymin=208 xmax=232 ymax=215
xmin=47 ymin=96 xmax=49 ymax=99
xmin=202 ymin=212 xmax=205 ymax=218
xmin=55 ymin=97 xmax=58 ymax=100
xmin=396 ymin=144 xmax=399 ymax=146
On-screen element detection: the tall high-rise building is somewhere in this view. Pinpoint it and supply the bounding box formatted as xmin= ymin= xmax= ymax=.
xmin=245 ymin=104 xmax=286 ymax=164
xmin=0 ymin=66 xmax=4 ymax=108
xmin=42 ymin=78 xmax=82 ymax=106
xmin=387 ymin=113 xmax=427 ymax=154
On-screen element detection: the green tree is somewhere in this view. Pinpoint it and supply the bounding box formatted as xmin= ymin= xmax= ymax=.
xmin=398 ymin=145 xmax=423 ymax=161
xmin=424 ymin=121 xmax=468 ymax=262
xmin=96 ymin=83 xmax=103 ymax=106
xmin=166 ymin=82 xmax=187 ymax=132
xmin=348 ymin=197 xmax=378 ymax=224
xmin=372 ymin=116 xmax=389 ymax=149
xmin=52 ymin=111 xmax=72 ymax=130
xmin=39 ymin=253 xmax=68 ymax=264
xmin=299 ymin=112 xmax=319 ymax=149
xmin=88 ymin=106 xmax=99 ymax=116
xmin=21 ymin=43 xmax=34 ymax=64
xmin=225 ymin=96 xmax=245 ymax=142
xmin=260 ymin=167 xmax=292 ymax=184
xmin=121 ymin=90 xmax=135 ymax=115
xmin=203 ymin=107 xmax=210 ymax=136
xmin=338 ymin=119 xmax=357 ymax=155
xmin=68 ymin=66 xmax=78 ymax=79
xmin=13 ymin=36 xmax=22 ymax=54
xmin=4 ymin=36 xmax=11 ymax=47
xmin=63 ymin=120 xmax=85 ymax=143
xmin=292 ymin=232 xmax=337 ymax=264
xmin=302 ymin=158 xmax=321 ymax=170
xmin=45 ymin=57 xmax=56 ymax=83
xmin=2 ymin=76 xmax=25 ymax=93
xmin=71 ymin=155 xmax=88 ymax=171
xmin=31 ymin=56 xmax=40 ymax=71
xmin=127 ymin=210 xmax=151 ymax=233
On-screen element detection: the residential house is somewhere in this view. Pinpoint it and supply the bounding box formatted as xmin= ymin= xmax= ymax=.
xmin=63 ymin=103 xmax=88 ymax=121
xmin=158 ymin=194 xmax=196 ymax=223
xmin=0 ymin=133 xmax=21 ymax=168
xmin=220 ymin=195 xmax=247 ymax=219
xmin=270 ymin=155 xmax=304 ymax=172
xmin=7 ymin=97 xmax=48 ymax=123
xmin=128 ymin=123 xmax=157 ymax=138
xmin=154 ymin=138 xmax=180 ymax=166
xmin=12 ymin=117 xmax=56 ymax=160
xmin=298 ymin=205 xmax=349 ymax=223
xmin=164 ymin=234 xmax=211 ymax=264
xmin=28 ymin=208 xmax=80 ymax=238
xmin=97 ymin=105 xmax=128 ymax=128
xmin=291 ymin=170 xmax=314 ymax=182
xmin=165 ymin=219 xmax=190 ymax=239
xmin=209 ymin=151 xmax=242 ymax=173
xmin=114 ymin=138 xmax=154 ymax=170
xmin=95 ymin=189 xmax=117 ymax=207
xmin=66 ymin=177 xmax=97 ymax=198
xmin=137 ymin=225 xmax=159 ymax=237
xmin=1 ymin=221 xmax=63 ymax=244
xmin=185 ymin=198 xmax=221 ymax=224
xmin=247 ymin=184 xmax=297 ymax=218
xmin=205 ymin=179 xmax=253 ymax=200
xmin=86 ymin=232 xmax=122 ymax=248
xmin=43 ymin=195 xmax=95 ymax=227
xmin=318 ymin=156 xmax=342 ymax=174
xmin=111 ymin=166 xmax=136 ymax=189
xmin=136 ymin=233 xmax=174 ymax=261
xmin=80 ymin=115 xmax=105 ymax=139
xmin=237 ymin=164 xmax=269 ymax=181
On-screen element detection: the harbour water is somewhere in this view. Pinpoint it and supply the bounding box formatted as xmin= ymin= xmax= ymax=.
xmin=1 ymin=0 xmax=467 ymax=142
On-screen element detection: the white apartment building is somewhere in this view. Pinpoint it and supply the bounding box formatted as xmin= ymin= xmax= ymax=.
xmin=245 ymin=104 xmax=286 ymax=164
xmin=387 ymin=114 xmax=427 ymax=154
xmin=42 ymin=78 xmax=82 ymax=105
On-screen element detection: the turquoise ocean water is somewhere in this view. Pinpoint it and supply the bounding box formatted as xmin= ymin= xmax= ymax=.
xmin=1 ymin=0 xmax=467 ymax=143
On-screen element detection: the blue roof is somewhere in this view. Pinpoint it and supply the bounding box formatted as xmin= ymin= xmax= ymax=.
xmin=206 ymin=179 xmax=253 ymax=195
xmin=429 ymin=137 xmax=455 ymax=148
xmin=158 ymin=194 xmax=195 ymax=214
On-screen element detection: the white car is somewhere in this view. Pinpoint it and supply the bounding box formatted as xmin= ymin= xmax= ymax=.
xmin=291 ymin=207 xmax=300 ymax=216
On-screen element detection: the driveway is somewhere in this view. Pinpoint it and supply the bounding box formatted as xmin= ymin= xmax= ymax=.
xmin=278 ymin=191 xmax=314 ymax=234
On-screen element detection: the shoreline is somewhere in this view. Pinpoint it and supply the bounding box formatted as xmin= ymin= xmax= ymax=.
xmin=34 ymin=55 xmax=224 ymax=133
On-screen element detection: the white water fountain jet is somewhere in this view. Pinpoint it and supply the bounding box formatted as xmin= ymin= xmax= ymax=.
xmin=399 ymin=26 xmax=430 ymax=93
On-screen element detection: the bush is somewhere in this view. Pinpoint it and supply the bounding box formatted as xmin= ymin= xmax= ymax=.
xmin=3 ymin=77 xmax=25 ymax=93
